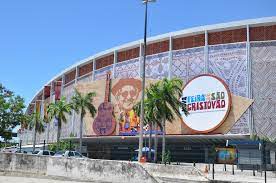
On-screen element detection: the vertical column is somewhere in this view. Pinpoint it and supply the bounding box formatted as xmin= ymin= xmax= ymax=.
xmin=60 ymin=75 xmax=65 ymax=140
xmin=61 ymin=74 xmax=65 ymax=97
xmin=47 ymin=81 xmax=54 ymax=143
xmin=247 ymin=24 xmax=253 ymax=135
xmin=32 ymin=100 xmax=37 ymax=148
xmin=139 ymin=42 xmax=143 ymax=78
xmin=75 ymin=66 xmax=79 ymax=84
xmin=168 ymin=36 xmax=173 ymax=79
xmin=113 ymin=50 xmax=117 ymax=79
xmin=71 ymin=66 xmax=79 ymax=136
xmin=41 ymin=89 xmax=45 ymax=144
xmin=204 ymin=30 xmax=209 ymax=74
xmin=92 ymin=59 xmax=96 ymax=81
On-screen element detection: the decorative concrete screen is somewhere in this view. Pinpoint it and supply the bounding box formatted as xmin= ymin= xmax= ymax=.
xmin=77 ymin=74 xmax=93 ymax=83
xmin=172 ymin=47 xmax=205 ymax=82
xmin=251 ymin=41 xmax=276 ymax=140
xmin=208 ymin=43 xmax=249 ymax=134
xmin=145 ymin=52 xmax=170 ymax=79
xmin=94 ymin=65 xmax=113 ymax=80
xmin=115 ymin=58 xmax=140 ymax=79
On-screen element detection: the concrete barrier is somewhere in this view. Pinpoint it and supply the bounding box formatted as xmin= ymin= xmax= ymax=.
xmin=0 ymin=153 xmax=157 ymax=183
xmin=142 ymin=163 xmax=208 ymax=182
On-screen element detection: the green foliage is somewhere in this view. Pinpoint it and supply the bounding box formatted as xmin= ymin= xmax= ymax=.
xmin=47 ymin=96 xmax=72 ymax=142
xmin=250 ymin=133 xmax=276 ymax=144
xmin=47 ymin=96 xmax=72 ymax=123
xmin=134 ymin=78 xmax=188 ymax=163
xmin=48 ymin=140 xmax=75 ymax=152
xmin=28 ymin=112 xmax=45 ymax=134
xmin=0 ymin=83 xmax=25 ymax=141
xmin=71 ymin=89 xmax=97 ymax=119
xmin=0 ymin=141 xmax=17 ymax=148
xmin=133 ymin=78 xmax=188 ymax=127
xmin=163 ymin=150 xmax=171 ymax=164
xmin=69 ymin=132 xmax=76 ymax=137
xmin=71 ymin=89 xmax=97 ymax=154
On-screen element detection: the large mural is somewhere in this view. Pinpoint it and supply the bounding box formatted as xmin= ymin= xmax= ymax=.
xmin=112 ymin=78 xmax=142 ymax=135
xmin=251 ymin=41 xmax=276 ymax=140
xmin=74 ymin=78 xmax=159 ymax=136
xmin=208 ymin=43 xmax=249 ymax=134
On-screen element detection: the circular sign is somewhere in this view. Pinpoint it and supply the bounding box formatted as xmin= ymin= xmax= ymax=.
xmin=180 ymin=74 xmax=231 ymax=133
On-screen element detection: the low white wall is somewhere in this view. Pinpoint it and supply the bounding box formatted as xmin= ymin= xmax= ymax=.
xmin=0 ymin=153 xmax=157 ymax=183
xmin=142 ymin=163 xmax=208 ymax=181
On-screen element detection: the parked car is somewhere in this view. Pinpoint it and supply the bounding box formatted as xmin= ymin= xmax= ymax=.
xmin=1 ymin=146 xmax=17 ymax=153
xmin=15 ymin=150 xmax=27 ymax=154
xmin=53 ymin=151 xmax=65 ymax=157
xmin=63 ymin=151 xmax=84 ymax=158
xmin=32 ymin=150 xmax=54 ymax=156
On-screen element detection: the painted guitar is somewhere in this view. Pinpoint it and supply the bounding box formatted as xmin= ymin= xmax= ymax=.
xmin=92 ymin=72 xmax=116 ymax=135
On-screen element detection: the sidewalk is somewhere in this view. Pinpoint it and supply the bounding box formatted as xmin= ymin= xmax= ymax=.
xmin=191 ymin=163 xmax=276 ymax=183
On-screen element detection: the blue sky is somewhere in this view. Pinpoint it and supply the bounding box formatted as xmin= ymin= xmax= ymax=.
xmin=0 ymin=0 xmax=275 ymax=106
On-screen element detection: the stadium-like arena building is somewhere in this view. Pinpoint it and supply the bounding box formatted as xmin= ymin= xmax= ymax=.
xmin=20 ymin=17 xmax=276 ymax=166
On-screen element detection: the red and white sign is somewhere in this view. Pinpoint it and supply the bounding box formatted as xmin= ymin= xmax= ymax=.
xmin=180 ymin=74 xmax=231 ymax=133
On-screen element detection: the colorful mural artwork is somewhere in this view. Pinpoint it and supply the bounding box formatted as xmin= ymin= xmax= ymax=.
xmin=216 ymin=147 xmax=237 ymax=164
xmin=93 ymin=72 xmax=116 ymax=135
xmin=112 ymin=78 xmax=142 ymax=135
xmin=73 ymin=76 xmax=252 ymax=137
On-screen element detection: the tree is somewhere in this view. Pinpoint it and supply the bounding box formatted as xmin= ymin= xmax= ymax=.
xmin=71 ymin=89 xmax=97 ymax=154
xmin=28 ymin=112 xmax=45 ymax=152
xmin=0 ymin=83 xmax=25 ymax=142
xmin=133 ymin=93 xmax=161 ymax=162
xmin=47 ymin=96 xmax=72 ymax=145
xmin=48 ymin=140 xmax=76 ymax=152
xmin=147 ymin=78 xmax=188 ymax=163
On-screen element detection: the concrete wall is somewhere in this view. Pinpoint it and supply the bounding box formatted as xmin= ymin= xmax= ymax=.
xmin=142 ymin=163 xmax=208 ymax=182
xmin=0 ymin=153 xmax=157 ymax=183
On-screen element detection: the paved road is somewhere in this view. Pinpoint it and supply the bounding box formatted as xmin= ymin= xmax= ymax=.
xmin=0 ymin=175 xmax=106 ymax=183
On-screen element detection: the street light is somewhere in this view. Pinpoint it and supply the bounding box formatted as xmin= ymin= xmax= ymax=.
xmin=138 ymin=0 xmax=156 ymax=162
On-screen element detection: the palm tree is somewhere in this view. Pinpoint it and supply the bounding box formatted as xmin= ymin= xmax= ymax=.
xmin=133 ymin=87 xmax=161 ymax=162
xmin=144 ymin=78 xmax=188 ymax=163
xmin=71 ymin=89 xmax=97 ymax=154
xmin=157 ymin=78 xmax=188 ymax=163
xmin=27 ymin=112 xmax=45 ymax=153
xmin=47 ymin=96 xmax=72 ymax=145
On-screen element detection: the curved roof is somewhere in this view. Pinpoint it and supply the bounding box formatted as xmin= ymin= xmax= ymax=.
xmin=29 ymin=16 xmax=276 ymax=106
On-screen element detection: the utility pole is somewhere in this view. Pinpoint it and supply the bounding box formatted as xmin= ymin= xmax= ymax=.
xmin=138 ymin=0 xmax=156 ymax=162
